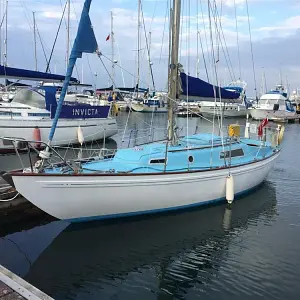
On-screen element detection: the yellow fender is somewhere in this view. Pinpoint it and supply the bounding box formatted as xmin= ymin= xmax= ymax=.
xmin=111 ymin=103 xmax=119 ymax=116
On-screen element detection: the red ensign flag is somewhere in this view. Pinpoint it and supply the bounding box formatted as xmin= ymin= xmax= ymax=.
xmin=106 ymin=34 xmax=110 ymax=41
xmin=258 ymin=118 xmax=268 ymax=136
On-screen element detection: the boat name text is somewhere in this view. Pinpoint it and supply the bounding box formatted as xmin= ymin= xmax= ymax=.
xmin=72 ymin=108 xmax=99 ymax=116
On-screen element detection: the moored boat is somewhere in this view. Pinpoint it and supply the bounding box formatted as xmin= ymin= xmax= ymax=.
xmin=250 ymin=84 xmax=297 ymax=122
xmin=0 ymin=0 xmax=284 ymax=223
xmin=0 ymin=86 xmax=117 ymax=152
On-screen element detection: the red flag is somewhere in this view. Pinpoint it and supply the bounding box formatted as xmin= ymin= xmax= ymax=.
xmin=258 ymin=118 xmax=268 ymax=136
xmin=106 ymin=34 xmax=110 ymax=41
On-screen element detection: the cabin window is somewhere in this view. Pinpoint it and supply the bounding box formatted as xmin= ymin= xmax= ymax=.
xmin=2 ymin=139 xmax=13 ymax=146
xmin=149 ymin=158 xmax=166 ymax=164
xmin=188 ymin=156 xmax=194 ymax=163
xmin=220 ymin=148 xmax=244 ymax=159
xmin=12 ymin=89 xmax=45 ymax=109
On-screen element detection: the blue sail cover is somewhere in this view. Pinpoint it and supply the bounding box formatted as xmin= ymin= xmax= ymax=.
xmin=71 ymin=0 xmax=97 ymax=59
xmin=49 ymin=0 xmax=98 ymax=141
xmin=0 ymin=65 xmax=78 ymax=83
xmin=180 ymin=73 xmax=240 ymax=100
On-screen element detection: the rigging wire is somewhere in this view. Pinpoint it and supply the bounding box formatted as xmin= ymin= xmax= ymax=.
xmin=101 ymin=53 xmax=150 ymax=88
xmin=245 ymin=0 xmax=258 ymax=99
xmin=233 ymin=0 xmax=242 ymax=79
xmin=186 ymin=0 xmax=191 ymax=155
xmin=70 ymin=0 xmax=81 ymax=82
xmin=140 ymin=0 xmax=156 ymax=91
xmin=211 ymin=1 xmax=235 ymax=82
xmin=159 ymin=0 xmax=169 ymax=65
xmin=115 ymin=39 xmax=126 ymax=87
xmin=35 ymin=21 xmax=50 ymax=71
xmin=199 ymin=0 xmax=211 ymax=82
xmin=207 ymin=0 xmax=225 ymax=166
xmin=46 ymin=0 xmax=67 ymax=73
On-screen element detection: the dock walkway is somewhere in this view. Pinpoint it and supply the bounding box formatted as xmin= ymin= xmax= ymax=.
xmin=0 ymin=265 xmax=53 ymax=300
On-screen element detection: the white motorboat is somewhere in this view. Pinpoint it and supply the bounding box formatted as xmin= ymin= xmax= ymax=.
xmin=250 ymin=84 xmax=297 ymax=122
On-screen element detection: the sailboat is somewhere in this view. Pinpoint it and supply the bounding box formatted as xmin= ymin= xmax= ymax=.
xmin=179 ymin=72 xmax=249 ymax=118
xmin=1 ymin=0 xmax=283 ymax=222
xmin=0 ymin=66 xmax=118 ymax=152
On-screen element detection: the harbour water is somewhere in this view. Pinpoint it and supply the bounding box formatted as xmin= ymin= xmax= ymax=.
xmin=1 ymin=113 xmax=300 ymax=299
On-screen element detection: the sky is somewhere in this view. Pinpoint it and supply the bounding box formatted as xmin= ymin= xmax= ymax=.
xmin=1 ymin=0 xmax=300 ymax=97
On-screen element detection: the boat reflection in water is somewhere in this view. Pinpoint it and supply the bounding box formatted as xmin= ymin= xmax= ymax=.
xmin=23 ymin=181 xmax=277 ymax=299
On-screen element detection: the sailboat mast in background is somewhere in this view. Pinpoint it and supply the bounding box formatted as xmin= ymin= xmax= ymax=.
xmin=4 ymin=0 xmax=7 ymax=66
xmin=111 ymin=11 xmax=115 ymax=88
xmin=136 ymin=0 xmax=141 ymax=92
xmin=33 ymin=11 xmax=37 ymax=71
xmin=66 ymin=0 xmax=70 ymax=70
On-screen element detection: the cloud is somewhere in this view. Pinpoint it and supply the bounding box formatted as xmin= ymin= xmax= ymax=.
xmin=255 ymin=15 xmax=300 ymax=38
xmin=1 ymin=0 xmax=300 ymax=94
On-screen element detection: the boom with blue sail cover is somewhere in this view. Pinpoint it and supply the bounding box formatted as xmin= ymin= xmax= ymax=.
xmin=48 ymin=0 xmax=98 ymax=143
xmin=0 ymin=65 xmax=78 ymax=83
xmin=180 ymin=72 xmax=241 ymax=100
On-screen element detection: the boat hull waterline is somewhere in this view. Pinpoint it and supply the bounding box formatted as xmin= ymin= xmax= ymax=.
xmin=200 ymin=103 xmax=248 ymax=118
xmin=250 ymin=109 xmax=297 ymax=122
xmin=11 ymin=151 xmax=280 ymax=222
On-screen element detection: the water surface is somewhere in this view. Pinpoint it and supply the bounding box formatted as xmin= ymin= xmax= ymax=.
xmin=0 ymin=113 xmax=300 ymax=299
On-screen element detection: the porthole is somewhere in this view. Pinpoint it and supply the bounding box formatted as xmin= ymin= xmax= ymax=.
xmin=188 ymin=156 xmax=194 ymax=163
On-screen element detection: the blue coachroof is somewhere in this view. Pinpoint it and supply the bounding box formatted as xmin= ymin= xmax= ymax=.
xmin=0 ymin=65 xmax=78 ymax=83
xmin=180 ymin=73 xmax=241 ymax=100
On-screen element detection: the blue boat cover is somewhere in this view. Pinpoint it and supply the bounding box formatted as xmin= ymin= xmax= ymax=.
xmin=0 ymin=65 xmax=78 ymax=83
xmin=180 ymin=72 xmax=240 ymax=100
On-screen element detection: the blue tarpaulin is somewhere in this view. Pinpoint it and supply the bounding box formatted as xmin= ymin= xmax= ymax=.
xmin=0 ymin=65 xmax=79 ymax=83
xmin=180 ymin=73 xmax=240 ymax=100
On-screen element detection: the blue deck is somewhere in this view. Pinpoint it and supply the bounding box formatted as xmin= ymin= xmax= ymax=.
xmin=45 ymin=133 xmax=276 ymax=174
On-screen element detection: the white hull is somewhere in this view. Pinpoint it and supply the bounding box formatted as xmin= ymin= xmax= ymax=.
xmin=0 ymin=118 xmax=117 ymax=150
xmin=131 ymin=102 xmax=168 ymax=113
xmin=11 ymin=151 xmax=279 ymax=221
xmin=250 ymin=108 xmax=297 ymax=121
xmin=200 ymin=103 xmax=247 ymax=118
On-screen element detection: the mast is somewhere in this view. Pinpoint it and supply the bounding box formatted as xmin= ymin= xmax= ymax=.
xmin=196 ymin=31 xmax=200 ymax=78
xmin=136 ymin=0 xmax=141 ymax=93
xmin=147 ymin=31 xmax=151 ymax=90
xmin=168 ymin=7 xmax=173 ymax=96
xmin=196 ymin=0 xmax=199 ymax=78
xmin=4 ymin=0 xmax=7 ymax=66
xmin=33 ymin=11 xmax=37 ymax=71
xmin=0 ymin=1 xmax=2 ymax=66
xmin=111 ymin=11 xmax=114 ymax=89
xmin=168 ymin=0 xmax=181 ymax=144
xmin=66 ymin=0 xmax=70 ymax=70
